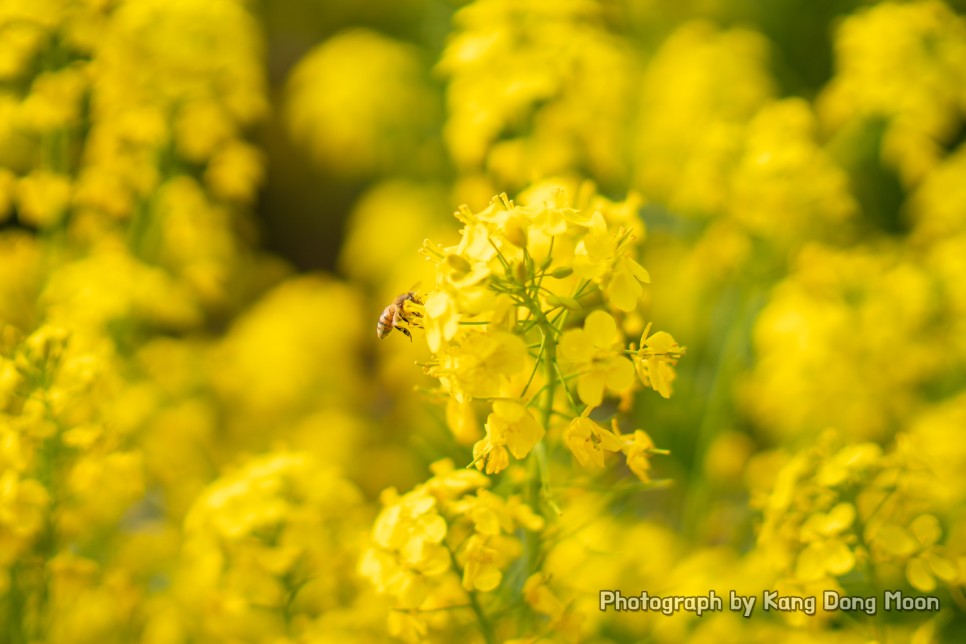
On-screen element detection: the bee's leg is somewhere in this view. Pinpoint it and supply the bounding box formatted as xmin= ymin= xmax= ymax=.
xmin=404 ymin=311 xmax=422 ymax=330
xmin=395 ymin=325 xmax=413 ymax=342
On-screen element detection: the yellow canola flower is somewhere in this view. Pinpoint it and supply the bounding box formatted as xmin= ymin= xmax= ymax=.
xmin=522 ymin=571 xmax=582 ymax=642
xmin=204 ymin=140 xmax=264 ymax=204
xmin=728 ymin=98 xmax=857 ymax=245
xmin=363 ymin=489 xmax=459 ymax=608
xmin=873 ymin=514 xmax=958 ymax=592
xmin=212 ymin=277 xmax=366 ymax=423
xmin=362 ymin=459 xmax=542 ymax=641
xmin=472 ymin=400 xmax=545 ymax=475
xmin=460 ymin=533 xmax=504 ymax=591
xmin=909 ymin=144 xmax=966 ymax=241
xmin=634 ymin=21 xmax=774 ymax=215
xmin=18 ymin=65 xmax=89 ymax=132
xmin=558 ymin=310 xmax=635 ymax=407
xmin=564 ymin=414 xmax=623 ymax=469
xmin=440 ymin=0 xmax=636 ymax=188
xmin=621 ymin=428 xmax=663 ymax=483
xmin=16 ymin=170 xmax=72 ymax=228
xmin=573 ymin=210 xmax=651 ymax=312
xmin=339 ymin=181 xmax=450 ymax=291
xmin=0 ymin=22 xmax=47 ymax=80
xmin=754 ymin=428 xmax=962 ymax=601
xmin=62 ymin=451 xmax=144 ymax=536
xmin=180 ymin=451 xmax=368 ymax=641
xmin=173 ymin=100 xmax=235 ymax=163
xmin=899 ymin=393 xmax=966 ymax=507
xmin=794 ymin=502 xmax=857 ymax=581
xmin=416 ymin=182 xmax=679 ymax=497
xmin=285 ymin=29 xmax=437 ymax=177
xmin=432 ymin=330 xmax=528 ymax=402
xmin=55 ymin=0 xmax=269 ymax=227
xmin=562 ymin=415 xmax=667 ymax=480
xmin=819 ymin=0 xmax=966 ymax=185
xmin=0 ymin=470 xmax=50 ymax=567
xmin=97 ymin=0 xmax=267 ymax=127
xmin=635 ymin=323 xmax=685 ymax=399
xmin=0 ymin=232 xmax=43 ymax=330
xmin=523 ymin=571 xmax=562 ymax=618
xmin=423 ymin=289 xmax=463 ymax=354
xmin=41 ymin=245 xmax=202 ymax=333
xmin=742 ymin=244 xmax=940 ymax=442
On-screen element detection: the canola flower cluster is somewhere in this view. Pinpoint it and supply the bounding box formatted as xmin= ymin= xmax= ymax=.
xmin=419 ymin=186 xmax=681 ymax=467
xmin=360 ymin=459 xmax=546 ymax=642
xmin=0 ymin=1 xmax=367 ymax=642
xmin=356 ymin=183 xmax=683 ymax=640
xmin=3 ymin=0 xmax=966 ymax=643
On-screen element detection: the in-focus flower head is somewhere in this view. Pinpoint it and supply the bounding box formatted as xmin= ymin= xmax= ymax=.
xmin=416 ymin=182 xmax=679 ymax=484
xmin=564 ymin=413 xmax=623 ymax=469
xmin=558 ymin=310 xmax=635 ymax=407
xmin=472 ymin=399 xmax=545 ymax=474
xmin=634 ymin=323 xmax=686 ymax=399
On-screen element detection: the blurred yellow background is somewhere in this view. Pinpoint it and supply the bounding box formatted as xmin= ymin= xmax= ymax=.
xmin=2 ymin=0 xmax=966 ymax=642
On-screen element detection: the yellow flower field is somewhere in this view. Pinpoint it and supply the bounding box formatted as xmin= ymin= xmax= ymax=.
xmin=2 ymin=0 xmax=965 ymax=641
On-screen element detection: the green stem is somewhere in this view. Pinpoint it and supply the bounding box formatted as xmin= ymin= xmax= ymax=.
xmin=444 ymin=544 xmax=494 ymax=644
xmin=553 ymin=361 xmax=580 ymax=414
xmin=520 ymin=335 xmax=546 ymax=398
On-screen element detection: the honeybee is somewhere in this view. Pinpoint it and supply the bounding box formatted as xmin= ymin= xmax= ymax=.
xmin=377 ymin=291 xmax=422 ymax=341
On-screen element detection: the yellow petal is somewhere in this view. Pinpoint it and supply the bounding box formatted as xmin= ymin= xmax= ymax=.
xmin=577 ymin=371 xmax=606 ymax=407
xmin=926 ymin=553 xmax=958 ymax=582
xmin=877 ymin=524 xmax=917 ymax=557
xmin=795 ymin=542 xmax=826 ymax=581
xmin=624 ymin=257 xmax=651 ymax=283
xmin=596 ymin=427 xmax=624 ymax=453
xmin=417 ymin=513 xmax=447 ymax=543
xmin=424 ymin=291 xmax=450 ymax=318
xmin=558 ymin=329 xmax=591 ymax=364
xmin=907 ymin=557 xmax=937 ymax=592
xmin=606 ymin=356 xmax=635 ymax=392
xmin=644 ymin=331 xmax=677 ymax=352
xmin=910 ymin=514 xmax=942 ymax=547
xmin=648 ymin=360 xmax=672 ymax=399
xmin=824 ymin=541 xmax=856 ymax=576
xmin=472 ymin=567 xmax=502 ymax=592
xmin=493 ymin=400 xmax=525 ymax=422
xmin=584 ymin=310 xmax=619 ymax=346
xmin=606 ymin=266 xmax=642 ymax=312
xmin=826 ymin=503 xmax=856 ymax=534
xmin=505 ymin=412 xmax=544 ymax=459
